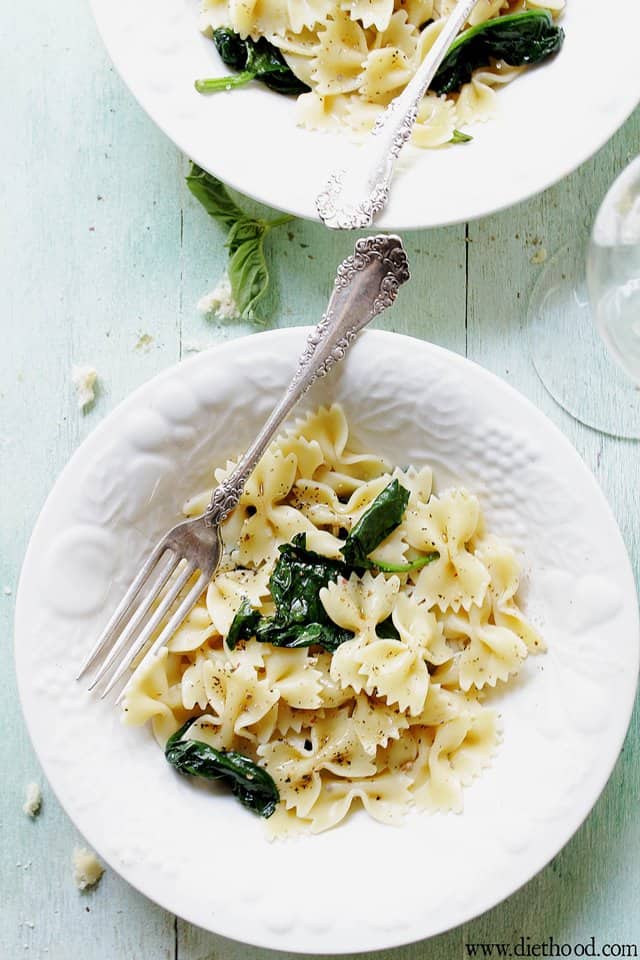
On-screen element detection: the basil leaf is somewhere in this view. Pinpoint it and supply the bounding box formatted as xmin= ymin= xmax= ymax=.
xmin=186 ymin=163 xmax=293 ymax=324
xmin=341 ymin=479 xmax=410 ymax=569
xmin=165 ymin=718 xmax=279 ymax=818
xmin=185 ymin=165 xmax=247 ymax=231
xmin=255 ymin=534 xmax=353 ymax=652
xmin=226 ymin=597 xmax=261 ymax=650
xmin=431 ymin=10 xmax=564 ymax=96
xmin=226 ymin=223 xmax=269 ymax=319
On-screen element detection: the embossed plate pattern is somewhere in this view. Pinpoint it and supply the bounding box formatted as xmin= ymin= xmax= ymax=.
xmin=88 ymin=0 xmax=640 ymax=229
xmin=15 ymin=330 xmax=639 ymax=953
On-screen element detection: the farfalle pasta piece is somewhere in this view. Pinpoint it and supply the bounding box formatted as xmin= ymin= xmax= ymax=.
xmin=392 ymin=592 xmax=450 ymax=665
xmin=180 ymin=648 xmax=278 ymax=747
xmin=292 ymin=474 xmax=390 ymax=529
xmin=444 ymin=602 xmax=529 ymax=691
xmin=205 ymin=565 xmax=272 ymax=636
xmin=477 ymin=536 xmax=544 ymax=653
xmin=290 ymin=405 xmax=390 ymax=480
xmin=407 ymin=489 xmax=490 ymax=612
xmin=122 ymin=648 xmax=189 ymax=743
xmin=262 ymin=647 xmax=323 ymax=709
xmin=347 ymin=0 xmax=394 ymax=31
xmin=312 ymin=14 xmax=368 ymax=96
xmin=258 ymin=708 xmax=376 ymax=816
xmin=412 ymin=708 xmax=500 ymax=812
xmin=352 ymin=694 xmax=410 ymax=754
xmin=307 ymin=770 xmax=413 ymax=833
xmin=166 ymin=601 xmax=220 ymax=653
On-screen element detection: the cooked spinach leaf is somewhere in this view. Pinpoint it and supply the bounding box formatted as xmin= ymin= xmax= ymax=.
xmin=341 ymin=479 xmax=439 ymax=572
xmin=431 ymin=10 xmax=564 ymax=96
xmin=255 ymin=534 xmax=353 ymax=652
xmin=195 ymin=29 xmax=309 ymax=96
xmin=186 ymin=164 xmax=292 ymax=322
xmin=226 ymin=597 xmax=261 ymax=650
xmin=341 ymin=479 xmax=410 ymax=568
xmin=165 ymin=718 xmax=279 ymax=817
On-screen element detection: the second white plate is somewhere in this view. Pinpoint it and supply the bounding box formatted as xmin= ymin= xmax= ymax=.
xmin=89 ymin=0 xmax=640 ymax=228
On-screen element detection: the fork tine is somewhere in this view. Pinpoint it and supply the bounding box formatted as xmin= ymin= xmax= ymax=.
xmin=86 ymin=550 xmax=181 ymax=691
xmin=98 ymin=559 xmax=197 ymax=698
xmin=76 ymin=541 xmax=174 ymax=680
xmin=117 ymin=571 xmax=209 ymax=706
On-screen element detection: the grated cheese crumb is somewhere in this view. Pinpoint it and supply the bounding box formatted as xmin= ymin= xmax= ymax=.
xmin=134 ymin=333 xmax=153 ymax=351
xmin=71 ymin=365 xmax=98 ymax=411
xmin=22 ymin=783 xmax=41 ymax=818
xmin=530 ymin=247 xmax=548 ymax=265
xmin=197 ymin=272 xmax=239 ymax=320
xmin=72 ymin=847 xmax=104 ymax=890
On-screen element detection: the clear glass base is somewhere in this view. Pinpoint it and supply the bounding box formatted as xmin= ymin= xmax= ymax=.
xmin=528 ymin=243 xmax=640 ymax=440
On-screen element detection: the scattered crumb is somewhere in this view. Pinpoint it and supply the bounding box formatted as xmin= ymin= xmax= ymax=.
xmin=197 ymin=271 xmax=239 ymax=320
xmin=22 ymin=783 xmax=41 ymax=818
xmin=134 ymin=333 xmax=153 ymax=351
xmin=72 ymin=847 xmax=104 ymax=891
xmin=182 ymin=340 xmax=206 ymax=354
xmin=530 ymin=247 xmax=548 ymax=265
xmin=71 ymin=365 xmax=98 ymax=411
xmin=4 ymin=585 xmax=12 ymax=595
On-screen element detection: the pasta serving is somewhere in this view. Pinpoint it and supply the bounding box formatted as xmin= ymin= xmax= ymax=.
xmin=197 ymin=0 xmax=566 ymax=148
xmin=123 ymin=404 xmax=543 ymax=835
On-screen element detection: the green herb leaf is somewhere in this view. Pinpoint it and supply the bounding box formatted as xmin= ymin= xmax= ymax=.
xmin=226 ymin=597 xmax=261 ymax=650
xmin=431 ymin=10 xmax=564 ymax=96
xmin=226 ymin=221 xmax=269 ymax=319
xmin=341 ymin=479 xmax=410 ymax=569
xmin=196 ymin=29 xmax=309 ymax=97
xmin=185 ymin=165 xmax=246 ymax=231
xmin=450 ymin=129 xmax=473 ymax=144
xmin=255 ymin=534 xmax=353 ymax=652
xmin=186 ymin=163 xmax=293 ymax=323
xmin=165 ymin=718 xmax=279 ymax=817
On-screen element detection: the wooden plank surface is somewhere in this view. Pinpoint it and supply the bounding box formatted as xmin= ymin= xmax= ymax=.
xmin=1 ymin=1 xmax=638 ymax=957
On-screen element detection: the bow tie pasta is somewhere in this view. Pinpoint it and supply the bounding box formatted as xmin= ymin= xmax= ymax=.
xmin=123 ymin=403 xmax=543 ymax=835
xmin=198 ymin=0 xmax=565 ymax=148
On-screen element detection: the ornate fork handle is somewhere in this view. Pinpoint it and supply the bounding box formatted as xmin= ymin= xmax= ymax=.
xmin=204 ymin=235 xmax=409 ymax=526
xmin=316 ymin=0 xmax=480 ymax=230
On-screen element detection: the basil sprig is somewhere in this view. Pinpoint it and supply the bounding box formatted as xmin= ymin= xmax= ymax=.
xmin=186 ymin=164 xmax=292 ymax=322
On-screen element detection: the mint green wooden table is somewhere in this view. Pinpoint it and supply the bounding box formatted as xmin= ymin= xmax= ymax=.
xmin=3 ymin=3 xmax=639 ymax=957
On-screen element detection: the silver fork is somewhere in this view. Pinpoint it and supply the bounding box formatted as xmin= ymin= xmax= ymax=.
xmin=316 ymin=0 xmax=481 ymax=230
xmin=77 ymin=234 xmax=410 ymax=697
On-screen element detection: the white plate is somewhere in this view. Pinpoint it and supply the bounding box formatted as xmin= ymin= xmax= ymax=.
xmin=89 ymin=0 xmax=640 ymax=229
xmin=15 ymin=329 xmax=639 ymax=953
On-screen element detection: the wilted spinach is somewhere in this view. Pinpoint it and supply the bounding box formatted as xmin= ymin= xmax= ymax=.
xmin=226 ymin=597 xmax=261 ymax=650
xmin=255 ymin=534 xmax=353 ymax=652
xmin=431 ymin=10 xmax=564 ymax=96
xmin=165 ymin=718 xmax=279 ymax=817
xmin=195 ymin=29 xmax=309 ymax=95
xmin=341 ymin=479 xmax=439 ymax=573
